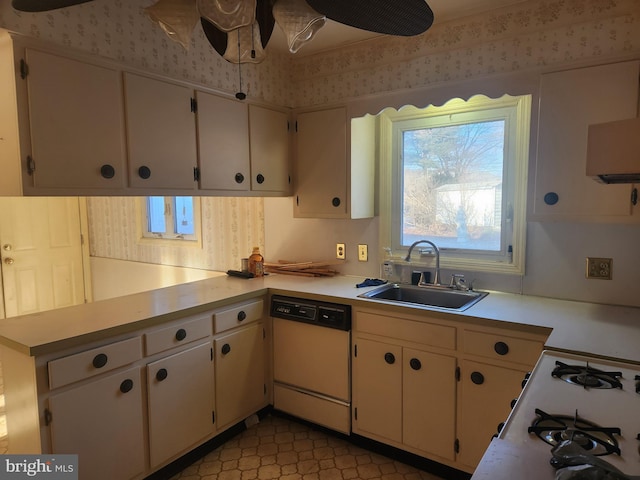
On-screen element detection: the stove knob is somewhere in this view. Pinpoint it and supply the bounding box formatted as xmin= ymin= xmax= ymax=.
xmin=521 ymin=372 xmax=531 ymax=389
xmin=497 ymin=422 xmax=505 ymax=433
xmin=510 ymin=398 xmax=517 ymax=409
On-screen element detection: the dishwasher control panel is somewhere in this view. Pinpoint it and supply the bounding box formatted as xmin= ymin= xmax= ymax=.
xmin=270 ymin=296 xmax=351 ymax=331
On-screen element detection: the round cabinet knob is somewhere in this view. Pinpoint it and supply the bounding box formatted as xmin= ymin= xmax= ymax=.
xmin=384 ymin=352 xmax=395 ymax=364
xmin=2 ymin=244 xmax=12 ymax=251
xmin=92 ymin=353 xmax=108 ymax=369
xmin=100 ymin=164 xmax=115 ymax=179
xmin=120 ymin=379 xmax=134 ymax=394
xmin=256 ymin=174 xmax=265 ymax=184
xmin=494 ymin=341 xmax=509 ymax=356
xmin=175 ymin=328 xmax=187 ymax=341
xmin=332 ymin=197 xmax=341 ymax=207
xmin=138 ymin=166 xmax=151 ymax=179
xmin=235 ymin=173 xmax=245 ymax=184
xmin=237 ymin=311 xmax=247 ymax=321
xmin=156 ymin=368 xmax=168 ymax=382
xmin=409 ymin=358 xmax=422 ymax=370
xmin=3 ymin=257 xmax=14 ymax=265
xmin=221 ymin=343 xmax=231 ymax=355
xmin=471 ymin=371 xmax=485 ymax=385
xmin=543 ymin=192 xmax=559 ymax=205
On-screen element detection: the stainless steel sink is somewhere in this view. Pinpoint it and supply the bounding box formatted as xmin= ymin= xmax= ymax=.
xmin=358 ymin=283 xmax=488 ymax=311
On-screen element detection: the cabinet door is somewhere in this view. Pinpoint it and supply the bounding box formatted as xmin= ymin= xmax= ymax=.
xmin=249 ymin=105 xmax=290 ymax=193
xmin=147 ymin=341 xmax=215 ymax=468
xmin=457 ymin=359 xmax=527 ymax=469
xmin=48 ymin=366 xmax=145 ymax=480
xmin=533 ymin=61 xmax=639 ymax=220
xmin=352 ymin=338 xmax=402 ymax=443
xmin=214 ymin=322 xmax=265 ymax=429
xmin=24 ymin=49 xmax=126 ymax=190
xmin=294 ymin=107 xmax=348 ymax=217
xmin=124 ymin=72 xmax=197 ymax=190
xmin=403 ymin=348 xmax=457 ymax=461
xmin=197 ymin=91 xmax=250 ymax=191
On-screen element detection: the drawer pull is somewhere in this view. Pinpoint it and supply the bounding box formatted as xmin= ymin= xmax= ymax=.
xmin=92 ymin=353 xmax=108 ymax=369
xmin=384 ymin=352 xmax=395 ymax=364
xmin=494 ymin=341 xmax=509 ymax=356
xmin=237 ymin=310 xmax=247 ymax=321
xmin=471 ymin=371 xmax=485 ymax=385
xmin=156 ymin=368 xmax=168 ymax=382
xmin=120 ymin=379 xmax=134 ymax=393
xmin=221 ymin=343 xmax=231 ymax=355
xmin=409 ymin=358 xmax=422 ymax=370
xmin=175 ymin=328 xmax=187 ymax=341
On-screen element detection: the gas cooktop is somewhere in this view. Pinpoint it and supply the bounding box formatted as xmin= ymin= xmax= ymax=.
xmin=499 ymin=351 xmax=640 ymax=478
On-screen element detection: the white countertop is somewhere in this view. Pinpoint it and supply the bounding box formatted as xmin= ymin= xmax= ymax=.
xmin=1 ymin=273 xmax=638 ymax=362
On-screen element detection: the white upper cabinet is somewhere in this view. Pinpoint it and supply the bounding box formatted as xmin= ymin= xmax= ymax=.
xmin=0 ymin=34 xmax=127 ymax=194
xmin=294 ymin=106 xmax=374 ymax=218
xmin=197 ymin=91 xmax=251 ymax=191
xmin=532 ymin=61 xmax=640 ymax=222
xmin=124 ymin=72 xmax=198 ymax=191
xmin=249 ymin=105 xmax=291 ymax=194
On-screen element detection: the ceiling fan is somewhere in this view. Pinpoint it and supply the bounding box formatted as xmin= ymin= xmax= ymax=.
xmin=12 ymin=0 xmax=434 ymax=63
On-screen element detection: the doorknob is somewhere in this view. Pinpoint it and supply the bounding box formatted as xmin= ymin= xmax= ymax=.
xmin=2 ymin=244 xmax=11 ymax=251
xmin=3 ymin=258 xmax=14 ymax=265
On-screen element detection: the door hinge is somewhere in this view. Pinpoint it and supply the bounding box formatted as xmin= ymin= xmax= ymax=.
xmin=190 ymin=97 xmax=197 ymax=113
xmin=44 ymin=408 xmax=52 ymax=426
xmin=80 ymin=233 xmax=85 ymax=245
xmin=212 ymin=411 xmax=215 ymax=424
xmin=193 ymin=167 xmax=200 ymax=182
xmin=263 ymin=328 xmax=266 ymax=339
xmin=295 ymin=120 xmax=298 ymax=132
xmin=354 ymin=407 xmax=357 ymax=420
xmin=264 ymin=384 xmax=267 ymax=395
xmin=20 ymin=59 xmax=28 ymax=79
xmin=296 ymin=195 xmax=299 ymax=206
xmin=210 ymin=347 xmax=213 ymax=361
xmin=354 ymin=344 xmax=358 ymax=357
xmin=454 ymin=438 xmax=460 ymax=454
xmin=631 ymin=187 xmax=638 ymax=206
xmin=26 ymin=155 xmax=36 ymax=175
xmin=455 ymin=366 xmax=461 ymax=381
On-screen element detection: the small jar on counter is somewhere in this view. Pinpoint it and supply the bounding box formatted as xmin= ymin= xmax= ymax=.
xmin=248 ymin=247 xmax=264 ymax=277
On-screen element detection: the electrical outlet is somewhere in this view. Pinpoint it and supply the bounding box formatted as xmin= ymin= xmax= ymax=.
xmin=586 ymin=257 xmax=612 ymax=280
xmin=336 ymin=243 xmax=346 ymax=260
xmin=358 ymin=244 xmax=368 ymax=262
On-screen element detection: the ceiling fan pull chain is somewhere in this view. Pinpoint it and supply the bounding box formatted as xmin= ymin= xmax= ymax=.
xmin=235 ymin=29 xmax=247 ymax=100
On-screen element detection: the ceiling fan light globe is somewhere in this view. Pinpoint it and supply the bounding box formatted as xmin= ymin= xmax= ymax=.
xmin=197 ymin=0 xmax=256 ymax=32
xmin=273 ymin=0 xmax=326 ymax=54
xmin=144 ymin=0 xmax=200 ymax=50
xmin=223 ymin=22 xmax=266 ymax=64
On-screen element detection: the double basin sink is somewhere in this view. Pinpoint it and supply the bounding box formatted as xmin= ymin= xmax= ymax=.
xmin=358 ymin=282 xmax=488 ymax=311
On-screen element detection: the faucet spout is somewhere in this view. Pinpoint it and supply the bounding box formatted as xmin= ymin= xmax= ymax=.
xmin=405 ymin=240 xmax=440 ymax=286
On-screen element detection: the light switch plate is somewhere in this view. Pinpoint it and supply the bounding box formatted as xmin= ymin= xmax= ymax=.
xmin=358 ymin=244 xmax=368 ymax=262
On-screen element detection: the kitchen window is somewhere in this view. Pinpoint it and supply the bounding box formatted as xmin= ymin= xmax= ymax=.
xmin=378 ymin=94 xmax=531 ymax=274
xmin=139 ymin=196 xmax=201 ymax=243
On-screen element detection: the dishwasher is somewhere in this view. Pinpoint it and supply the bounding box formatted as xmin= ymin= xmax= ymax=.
xmin=271 ymin=295 xmax=352 ymax=434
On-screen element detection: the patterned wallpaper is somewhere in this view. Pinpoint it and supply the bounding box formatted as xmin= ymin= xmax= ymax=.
xmin=86 ymin=197 xmax=264 ymax=272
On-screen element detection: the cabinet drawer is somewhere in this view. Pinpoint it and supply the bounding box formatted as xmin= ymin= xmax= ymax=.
xmin=463 ymin=330 xmax=543 ymax=366
xmin=214 ymin=299 xmax=264 ymax=333
xmin=145 ymin=314 xmax=212 ymax=356
xmin=48 ymin=337 xmax=142 ymax=389
xmin=356 ymin=311 xmax=456 ymax=350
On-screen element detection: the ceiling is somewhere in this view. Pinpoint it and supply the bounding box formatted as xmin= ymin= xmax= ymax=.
xmin=269 ymin=0 xmax=529 ymax=55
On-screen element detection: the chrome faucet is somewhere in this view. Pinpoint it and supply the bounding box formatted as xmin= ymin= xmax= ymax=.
xmin=405 ymin=239 xmax=440 ymax=286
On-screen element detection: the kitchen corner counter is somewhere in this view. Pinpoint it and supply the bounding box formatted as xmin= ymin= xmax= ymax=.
xmin=0 ymin=273 xmax=639 ymax=363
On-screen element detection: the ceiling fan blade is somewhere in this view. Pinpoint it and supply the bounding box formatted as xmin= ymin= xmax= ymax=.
xmin=201 ymin=17 xmax=228 ymax=57
xmin=12 ymin=0 xmax=93 ymax=12
xmin=304 ymin=0 xmax=434 ymax=36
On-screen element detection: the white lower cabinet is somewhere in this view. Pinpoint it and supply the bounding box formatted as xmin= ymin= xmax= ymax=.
xmin=353 ymin=337 xmax=457 ymax=461
xmin=147 ymin=341 xmax=215 ymax=468
xmin=48 ymin=366 xmax=146 ymax=480
xmin=214 ymin=322 xmax=265 ymax=429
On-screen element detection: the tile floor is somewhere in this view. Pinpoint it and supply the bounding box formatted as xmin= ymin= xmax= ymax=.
xmin=167 ymin=414 xmax=450 ymax=480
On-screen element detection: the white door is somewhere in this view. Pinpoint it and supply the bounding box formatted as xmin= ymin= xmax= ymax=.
xmin=0 ymin=197 xmax=86 ymax=317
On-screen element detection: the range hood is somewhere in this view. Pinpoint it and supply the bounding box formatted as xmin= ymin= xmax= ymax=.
xmin=587 ymin=117 xmax=640 ymax=184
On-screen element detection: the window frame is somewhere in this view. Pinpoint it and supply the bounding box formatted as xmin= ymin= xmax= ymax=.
xmin=136 ymin=196 xmax=202 ymax=247
xmin=378 ymin=94 xmax=531 ymax=275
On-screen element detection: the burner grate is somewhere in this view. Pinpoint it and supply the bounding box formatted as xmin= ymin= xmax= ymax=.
xmin=551 ymin=361 xmax=623 ymax=389
xmin=527 ymin=408 xmax=621 ymax=456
